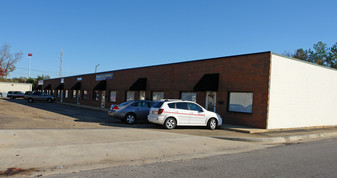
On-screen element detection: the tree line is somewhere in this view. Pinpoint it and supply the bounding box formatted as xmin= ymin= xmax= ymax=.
xmin=284 ymin=41 xmax=337 ymax=69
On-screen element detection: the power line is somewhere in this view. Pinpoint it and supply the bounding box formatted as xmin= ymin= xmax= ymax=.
xmin=15 ymin=67 xmax=79 ymax=75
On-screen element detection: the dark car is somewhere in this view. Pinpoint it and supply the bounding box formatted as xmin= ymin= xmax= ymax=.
xmin=108 ymin=100 xmax=154 ymax=124
xmin=24 ymin=91 xmax=55 ymax=103
xmin=7 ymin=91 xmax=25 ymax=99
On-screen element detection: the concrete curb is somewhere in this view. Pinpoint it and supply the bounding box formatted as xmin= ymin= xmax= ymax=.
xmin=214 ymin=131 xmax=337 ymax=143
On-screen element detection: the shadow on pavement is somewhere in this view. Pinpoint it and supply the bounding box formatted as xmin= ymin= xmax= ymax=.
xmin=2 ymin=98 xmax=213 ymax=131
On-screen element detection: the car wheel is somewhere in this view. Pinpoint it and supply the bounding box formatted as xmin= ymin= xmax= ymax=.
xmin=47 ymin=98 xmax=52 ymax=103
xmin=207 ymin=118 xmax=217 ymax=130
xmin=164 ymin=117 xmax=177 ymax=130
xmin=125 ymin=114 xmax=136 ymax=124
xmin=28 ymin=98 xmax=33 ymax=103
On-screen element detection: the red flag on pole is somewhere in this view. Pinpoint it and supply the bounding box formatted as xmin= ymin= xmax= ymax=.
xmin=28 ymin=53 xmax=32 ymax=56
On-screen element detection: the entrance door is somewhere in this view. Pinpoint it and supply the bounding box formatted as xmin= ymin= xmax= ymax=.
xmin=101 ymin=91 xmax=105 ymax=108
xmin=206 ymin=91 xmax=216 ymax=112
xmin=77 ymin=90 xmax=81 ymax=104
xmin=61 ymin=91 xmax=63 ymax=103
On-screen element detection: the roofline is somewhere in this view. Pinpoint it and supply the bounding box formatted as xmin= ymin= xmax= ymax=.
xmin=49 ymin=51 xmax=272 ymax=80
xmin=271 ymin=52 xmax=337 ymax=72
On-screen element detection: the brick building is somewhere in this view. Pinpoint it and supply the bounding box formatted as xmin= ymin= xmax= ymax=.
xmin=42 ymin=52 xmax=337 ymax=129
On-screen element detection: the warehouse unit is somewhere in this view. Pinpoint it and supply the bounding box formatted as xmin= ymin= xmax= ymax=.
xmin=42 ymin=52 xmax=337 ymax=129
xmin=0 ymin=82 xmax=32 ymax=97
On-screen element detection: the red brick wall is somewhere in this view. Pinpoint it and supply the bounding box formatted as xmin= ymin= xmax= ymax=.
xmin=44 ymin=52 xmax=271 ymax=128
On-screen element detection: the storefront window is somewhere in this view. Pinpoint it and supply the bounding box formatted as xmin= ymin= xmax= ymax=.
xmin=94 ymin=90 xmax=99 ymax=101
xmin=139 ymin=91 xmax=145 ymax=100
xmin=65 ymin=90 xmax=69 ymax=98
xmin=72 ymin=90 xmax=76 ymax=99
xmin=110 ymin=91 xmax=116 ymax=102
xmin=83 ymin=90 xmax=88 ymax=100
xmin=126 ymin=91 xmax=135 ymax=101
xmin=152 ymin=92 xmax=164 ymax=102
xmin=57 ymin=90 xmax=60 ymax=97
xmin=228 ymin=92 xmax=253 ymax=113
xmin=181 ymin=92 xmax=196 ymax=102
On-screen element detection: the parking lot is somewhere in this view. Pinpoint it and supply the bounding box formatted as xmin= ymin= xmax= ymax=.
xmin=0 ymin=98 xmax=252 ymax=138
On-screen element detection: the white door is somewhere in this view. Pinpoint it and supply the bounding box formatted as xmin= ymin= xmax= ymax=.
xmin=206 ymin=91 xmax=216 ymax=112
xmin=77 ymin=90 xmax=81 ymax=104
xmin=139 ymin=91 xmax=145 ymax=100
xmin=60 ymin=91 xmax=63 ymax=103
xmin=101 ymin=91 xmax=105 ymax=108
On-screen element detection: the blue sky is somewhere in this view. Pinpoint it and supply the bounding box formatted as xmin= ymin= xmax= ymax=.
xmin=1 ymin=0 xmax=337 ymax=79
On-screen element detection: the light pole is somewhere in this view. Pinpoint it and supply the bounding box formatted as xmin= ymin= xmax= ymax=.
xmin=28 ymin=53 xmax=32 ymax=78
xmin=95 ymin=64 xmax=100 ymax=73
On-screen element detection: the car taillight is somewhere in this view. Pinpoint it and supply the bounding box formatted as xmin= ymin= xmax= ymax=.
xmin=113 ymin=106 xmax=119 ymax=110
xmin=158 ymin=109 xmax=164 ymax=115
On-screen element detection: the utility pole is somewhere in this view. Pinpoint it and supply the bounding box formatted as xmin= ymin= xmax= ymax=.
xmin=59 ymin=49 xmax=63 ymax=77
xmin=28 ymin=53 xmax=32 ymax=78
xmin=95 ymin=64 xmax=100 ymax=73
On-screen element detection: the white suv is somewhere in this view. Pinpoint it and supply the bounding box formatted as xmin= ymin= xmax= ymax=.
xmin=148 ymin=99 xmax=222 ymax=130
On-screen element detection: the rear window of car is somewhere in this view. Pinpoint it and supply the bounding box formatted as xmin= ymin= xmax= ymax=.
xmin=120 ymin=101 xmax=133 ymax=106
xmin=153 ymin=101 xmax=164 ymax=108
xmin=168 ymin=103 xmax=176 ymax=108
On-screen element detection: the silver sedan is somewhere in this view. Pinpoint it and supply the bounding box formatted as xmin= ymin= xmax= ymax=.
xmin=108 ymin=100 xmax=154 ymax=124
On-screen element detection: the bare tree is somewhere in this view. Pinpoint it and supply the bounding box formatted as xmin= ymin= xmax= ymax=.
xmin=0 ymin=43 xmax=23 ymax=77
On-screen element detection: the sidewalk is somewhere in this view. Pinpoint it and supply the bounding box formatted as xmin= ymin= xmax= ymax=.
xmin=0 ymin=128 xmax=272 ymax=176
xmin=219 ymin=124 xmax=337 ymax=143
xmin=1 ymin=126 xmax=337 ymax=176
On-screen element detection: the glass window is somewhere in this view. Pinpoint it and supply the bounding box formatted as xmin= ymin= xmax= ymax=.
xmin=153 ymin=101 xmax=164 ymax=108
xmin=65 ymin=90 xmax=69 ymax=98
xmin=110 ymin=91 xmax=116 ymax=102
xmin=82 ymin=90 xmax=86 ymax=100
xmin=139 ymin=91 xmax=145 ymax=100
xmin=57 ymin=90 xmax=60 ymax=97
xmin=176 ymin=102 xmax=189 ymax=110
xmin=72 ymin=90 xmax=76 ymax=99
xmin=152 ymin=92 xmax=164 ymax=102
xmin=181 ymin=92 xmax=197 ymax=102
xmin=228 ymin=92 xmax=253 ymax=113
xmin=137 ymin=102 xmax=148 ymax=107
xmin=168 ymin=103 xmax=176 ymax=108
xmin=94 ymin=90 xmax=99 ymax=101
xmin=126 ymin=91 xmax=135 ymax=101
xmin=120 ymin=101 xmax=132 ymax=106
xmin=188 ymin=103 xmax=203 ymax=112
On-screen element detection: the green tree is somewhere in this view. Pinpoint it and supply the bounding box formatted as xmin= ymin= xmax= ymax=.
xmin=26 ymin=75 xmax=51 ymax=89
xmin=293 ymin=48 xmax=308 ymax=61
xmin=288 ymin=41 xmax=337 ymax=69
xmin=308 ymin=41 xmax=329 ymax=65
xmin=328 ymin=43 xmax=337 ymax=68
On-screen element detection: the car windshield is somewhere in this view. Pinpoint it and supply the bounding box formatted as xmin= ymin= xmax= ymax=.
xmin=153 ymin=101 xmax=164 ymax=108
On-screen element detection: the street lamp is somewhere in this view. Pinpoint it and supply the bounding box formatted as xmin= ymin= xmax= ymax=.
xmin=95 ymin=64 xmax=100 ymax=73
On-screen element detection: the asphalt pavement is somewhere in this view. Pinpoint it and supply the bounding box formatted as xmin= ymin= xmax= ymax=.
xmin=2 ymin=99 xmax=337 ymax=177
xmin=46 ymin=137 xmax=337 ymax=178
